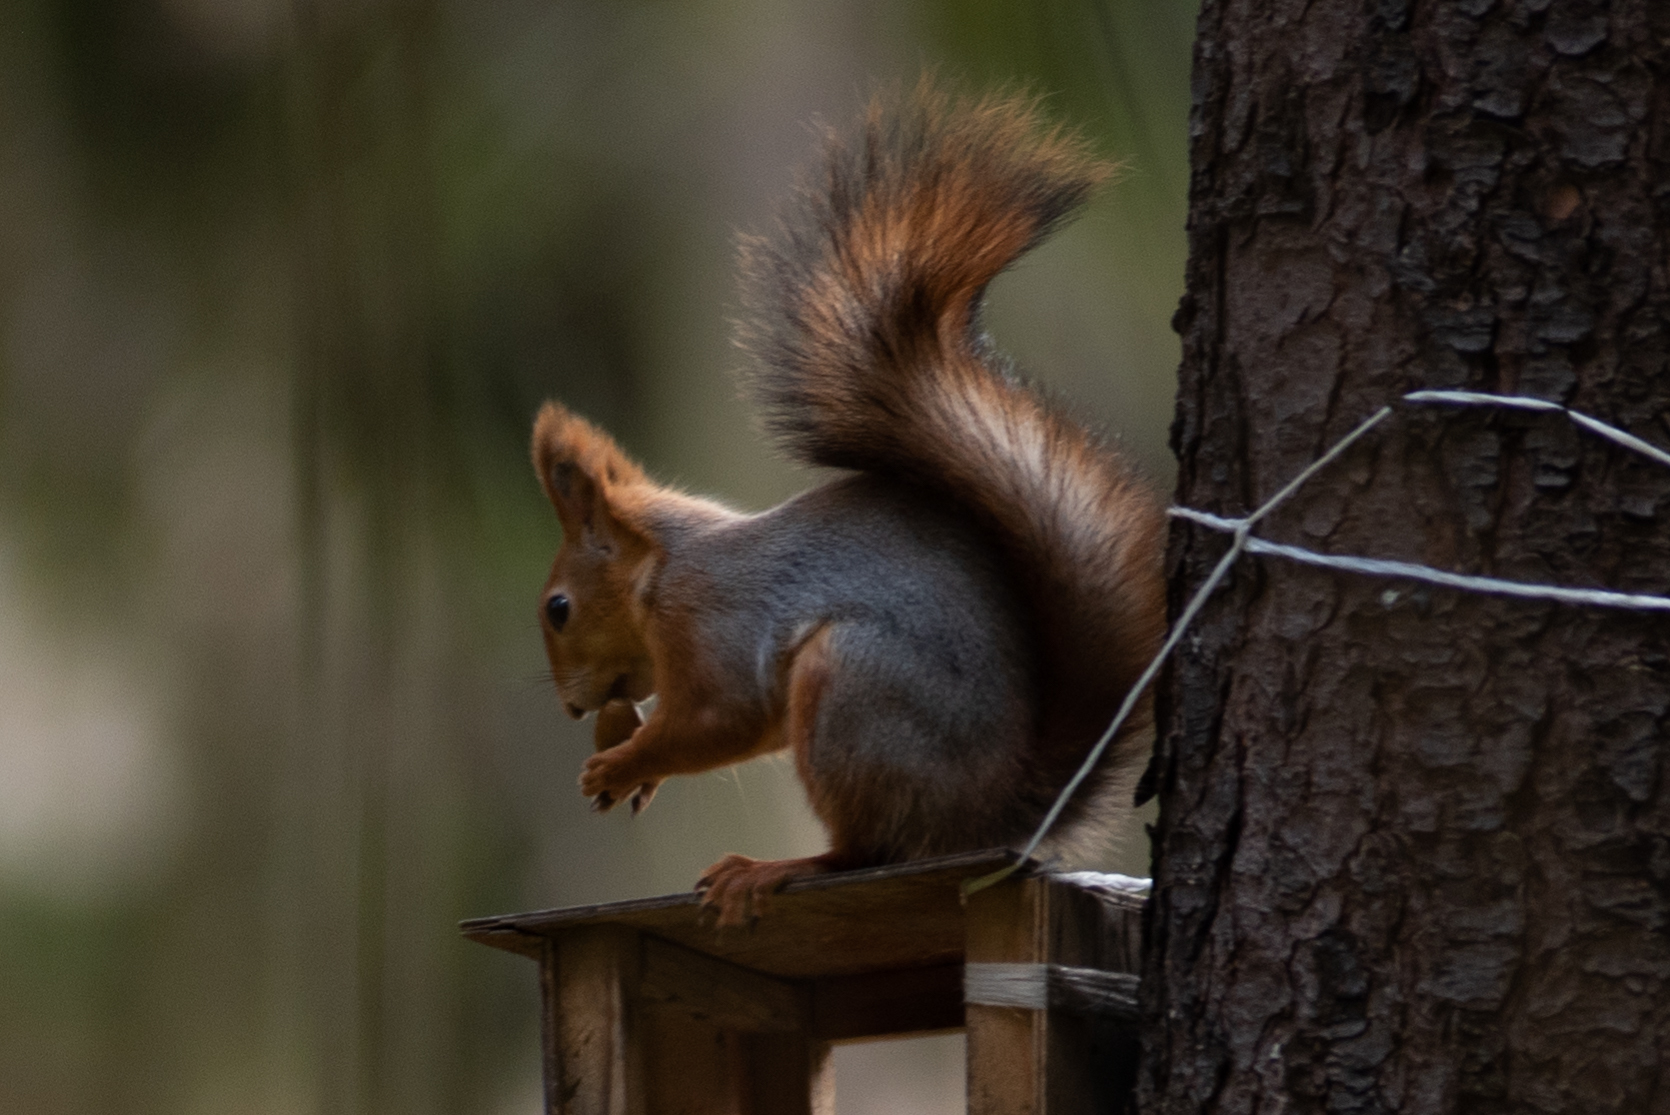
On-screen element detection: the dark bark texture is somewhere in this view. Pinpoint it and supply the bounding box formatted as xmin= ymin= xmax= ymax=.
xmin=1144 ymin=2 xmax=1670 ymax=1113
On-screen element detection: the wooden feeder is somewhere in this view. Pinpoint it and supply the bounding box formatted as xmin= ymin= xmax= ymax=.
xmin=460 ymin=849 xmax=1144 ymax=1115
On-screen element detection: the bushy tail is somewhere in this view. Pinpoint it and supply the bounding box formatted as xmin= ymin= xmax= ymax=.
xmin=737 ymin=80 xmax=1166 ymax=807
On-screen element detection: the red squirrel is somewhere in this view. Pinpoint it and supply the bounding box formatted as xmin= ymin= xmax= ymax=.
xmin=533 ymin=82 xmax=1165 ymax=925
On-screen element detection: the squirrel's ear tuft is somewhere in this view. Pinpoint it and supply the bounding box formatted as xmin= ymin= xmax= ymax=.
xmin=531 ymin=401 xmax=647 ymax=543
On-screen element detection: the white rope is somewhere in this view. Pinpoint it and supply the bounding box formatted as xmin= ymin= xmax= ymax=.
xmin=1049 ymin=870 xmax=1153 ymax=901
xmin=1172 ymin=507 xmax=1670 ymax=612
xmin=963 ymin=962 xmax=1141 ymax=1018
xmin=1405 ymin=390 xmax=1670 ymax=469
xmin=963 ymin=391 xmax=1670 ymax=898
xmin=964 ymin=963 xmax=1053 ymax=1009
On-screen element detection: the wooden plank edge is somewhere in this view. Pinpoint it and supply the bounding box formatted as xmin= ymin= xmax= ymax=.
xmin=458 ymin=847 xmax=1025 ymax=941
xmin=460 ymin=923 xmax=546 ymax=959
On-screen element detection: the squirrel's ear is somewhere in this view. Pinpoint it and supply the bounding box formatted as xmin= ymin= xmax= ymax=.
xmin=533 ymin=403 xmax=597 ymax=537
xmin=545 ymin=459 xmax=601 ymax=537
xmin=532 ymin=401 xmax=645 ymax=545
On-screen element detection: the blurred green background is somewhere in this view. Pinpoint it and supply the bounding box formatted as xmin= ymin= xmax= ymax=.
xmin=0 ymin=1 xmax=1194 ymax=1112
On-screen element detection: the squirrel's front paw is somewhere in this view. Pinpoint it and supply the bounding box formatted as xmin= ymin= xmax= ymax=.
xmin=579 ymin=750 xmax=656 ymax=814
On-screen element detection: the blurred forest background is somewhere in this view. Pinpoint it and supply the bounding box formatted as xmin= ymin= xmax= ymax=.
xmin=0 ymin=1 xmax=1195 ymax=1113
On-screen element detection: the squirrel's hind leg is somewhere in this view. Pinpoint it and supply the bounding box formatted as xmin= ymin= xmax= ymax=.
xmin=696 ymin=624 xmax=862 ymax=927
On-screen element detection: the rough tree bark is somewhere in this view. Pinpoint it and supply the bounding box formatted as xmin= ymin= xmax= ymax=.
xmin=1143 ymin=2 xmax=1670 ymax=1113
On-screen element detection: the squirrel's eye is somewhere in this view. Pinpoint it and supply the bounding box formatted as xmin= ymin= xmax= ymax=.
xmin=545 ymin=593 xmax=570 ymax=631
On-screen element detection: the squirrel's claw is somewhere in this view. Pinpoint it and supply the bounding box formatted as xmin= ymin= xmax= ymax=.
xmin=696 ymin=855 xmax=762 ymax=928
xmin=697 ymin=853 xmax=834 ymax=928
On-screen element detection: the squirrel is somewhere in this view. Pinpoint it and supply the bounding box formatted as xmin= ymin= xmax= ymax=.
xmin=532 ymin=80 xmax=1165 ymax=926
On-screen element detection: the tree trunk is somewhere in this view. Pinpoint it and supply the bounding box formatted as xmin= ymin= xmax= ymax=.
xmin=1143 ymin=2 xmax=1670 ymax=1113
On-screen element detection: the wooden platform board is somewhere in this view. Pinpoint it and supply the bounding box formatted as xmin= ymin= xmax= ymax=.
xmin=460 ymin=848 xmax=1022 ymax=978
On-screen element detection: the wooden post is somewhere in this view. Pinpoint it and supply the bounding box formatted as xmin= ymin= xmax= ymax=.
xmin=965 ymin=877 xmax=1133 ymax=1115
xmin=540 ymin=939 xmax=564 ymax=1115
xmin=540 ymin=927 xmax=831 ymax=1115
xmin=639 ymin=1011 xmax=744 ymax=1115
xmin=548 ymin=927 xmax=646 ymax=1115
xmin=966 ymin=879 xmax=1048 ymax=1115
xmin=1042 ymin=882 xmax=1140 ymax=1115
